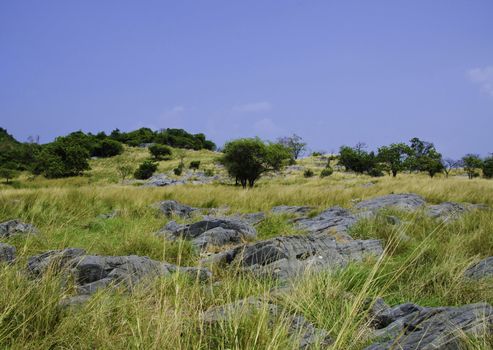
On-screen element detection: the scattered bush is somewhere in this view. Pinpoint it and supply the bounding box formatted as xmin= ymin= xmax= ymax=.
xmin=204 ymin=168 xmax=214 ymax=177
xmin=149 ymin=144 xmax=172 ymax=160
xmin=93 ymin=139 xmax=124 ymax=158
xmin=368 ymin=168 xmax=384 ymax=177
xmin=304 ymin=169 xmax=314 ymax=178
xmin=173 ymin=166 xmax=183 ymax=176
xmin=33 ymin=140 xmax=90 ymax=178
xmin=462 ymin=154 xmax=483 ymax=180
xmin=189 ymin=160 xmax=201 ymax=171
xmin=116 ymin=162 xmax=134 ymax=183
xmin=134 ymin=160 xmax=158 ymax=180
xmin=320 ymin=167 xmax=333 ymax=178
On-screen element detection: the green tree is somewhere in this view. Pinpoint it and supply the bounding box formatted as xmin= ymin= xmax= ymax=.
xmin=134 ymin=160 xmax=158 ymax=180
xmin=116 ymin=162 xmax=134 ymax=183
xmin=377 ymin=143 xmax=412 ymax=177
xmin=149 ymin=144 xmax=172 ymax=160
xmin=0 ymin=168 xmax=19 ymax=183
xmin=189 ymin=160 xmax=200 ymax=171
xmin=462 ymin=154 xmax=483 ymax=179
xmin=483 ymin=155 xmax=493 ymax=179
xmin=220 ymin=138 xmax=291 ymax=188
xmin=338 ymin=143 xmax=377 ymax=174
xmin=93 ymin=139 xmax=124 ymax=158
xmin=277 ymin=134 xmax=307 ymax=160
xmin=33 ymin=140 xmax=90 ymax=178
xmin=405 ymin=137 xmax=443 ymax=177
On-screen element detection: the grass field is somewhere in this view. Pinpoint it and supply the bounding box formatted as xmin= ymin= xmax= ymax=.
xmin=1 ymin=147 xmax=492 ymax=349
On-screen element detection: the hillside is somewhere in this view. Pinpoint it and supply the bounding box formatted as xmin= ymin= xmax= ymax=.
xmin=0 ymin=149 xmax=493 ymax=349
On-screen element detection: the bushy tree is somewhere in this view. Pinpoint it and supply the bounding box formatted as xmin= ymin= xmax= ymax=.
xmin=277 ymin=134 xmax=306 ymax=160
xmin=189 ymin=160 xmax=200 ymax=171
xmin=93 ymin=139 xmax=124 ymax=158
xmin=33 ymin=140 xmax=90 ymax=178
xmin=406 ymin=138 xmax=443 ymax=177
xmin=220 ymin=138 xmax=291 ymax=188
xmin=320 ymin=167 xmax=333 ymax=178
xmin=462 ymin=154 xmax=483 ymax=179
xmin=483 ymin=155 xmax=493 ymax=179
xmin=149 ymin=144 xmax=172 ymax=160
xmin=442 ymin=158 xmax=461 ymax=178
xmin=377 ymin=143 xmax=412 ymax=177
xmin=338 ymin=143 xmax=377 ymax=174
xmin=304 ymin=169 xmax=314 ymax=178
xmin=0 ymin=168 xmax=19 ymax=183
xmin=134 ymin=160 xmax=158 ymax=180
xmin=116 ymin=162 xmax=134 ymax=183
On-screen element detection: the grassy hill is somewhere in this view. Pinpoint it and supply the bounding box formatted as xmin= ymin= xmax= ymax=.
xmin=0 ymin=147 xmax=493 ymax=349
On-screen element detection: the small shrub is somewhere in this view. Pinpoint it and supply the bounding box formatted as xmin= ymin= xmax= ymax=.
xmin=134 ymin=160 xmax=158 ymax=179
xmin=303 ymin=169 xmax=314 ymax=178
xmin=311 ymin=151 xmax=322 ymax=157
xmin=173 ymin=166 xmax=183 ymax=176
xmin=204 ymin=168 xmax=214 ymax=177
xmin=368 ymin=168 xmax=384 ymax=177
xmin=93 ymin=139 xmax=124 ymax=158
xmin=320 ymin=167 xmax=333 ymax=178
xmin=483 ymin=157 xmax=493 ymax=179
xmin=189 ymin=160 xmax=200 ymax=171
xmin=149 ymin=144 xmax=172 ymax=160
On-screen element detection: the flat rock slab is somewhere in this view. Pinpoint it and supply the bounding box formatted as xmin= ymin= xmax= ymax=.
xmin=426 ymin=202 xmax=487 ymax=222
xmin=143 ymin=174 xmax=185 ymax=187
xmin=153 ymin=200 xmax=198 ymax=218
xmin=211 ymin=233 xmax=383 ymax=280
xmin=354 ymin=194 xmax=426 ymax=214
xmin=271 ymin=206 xmax=314 ymax=217
xmin=0 ymin=219 xmax=39 ymax=238
xmin=366 ymin=300 xmax=493 ymax=350
xmin=464 ymin=257 xmax=493 ymax=280
xmin=27 ymin=248 xmax=211 ymax=299
xmin=0 ymin=243 xmax=16 ymax=263
xmin=202 ymin=297 xmax=332 ymax=349
xmin=295 ymin=206 xmax=357 ymax=236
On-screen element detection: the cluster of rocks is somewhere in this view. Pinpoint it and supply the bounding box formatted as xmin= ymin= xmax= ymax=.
xmin=143 ymin=171 xmax=222 ymax=187
xmin=0 ymin=219 xmax=38 ymax=238
xmin=0 ymin=243 xmax=16 ymax=263
xmin=366 ymin=298 xmax=493 ymax=349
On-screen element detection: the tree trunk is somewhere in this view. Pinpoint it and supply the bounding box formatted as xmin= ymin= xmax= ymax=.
xmin=392 ymin=170 xmax=397 ymax=177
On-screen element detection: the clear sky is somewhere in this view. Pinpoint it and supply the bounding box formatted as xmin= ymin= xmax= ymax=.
xmin=1 ymin=1 xmax=492 ymax=158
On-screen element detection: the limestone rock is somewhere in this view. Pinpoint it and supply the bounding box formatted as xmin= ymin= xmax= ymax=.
xmin=0 ymin=243 xmax=16 ymax=263
xmin=464 ymin=257 xmax=493 ymax=280
xmin=295 ymin=206 xmax=357 ymax=235
xmin=271 ymin=205 xmax=314 ymax=217
xmin=426 ymin=202 xmax=486 ymax=222
xmin=0 ymin=219 xmax=39 ymax=238
xmin=354 ymin=194 xmax=426 ymax=214
xmin=153 ymin=200 xmax=198 ymax=218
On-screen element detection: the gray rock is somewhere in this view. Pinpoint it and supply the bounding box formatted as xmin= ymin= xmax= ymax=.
xmin=271 ymin=206 xmax=314 ymax=217
xmin=213 ymin=233 xmax=383 ymax=280
xmin=153 ymin=200 xmax=198 ymax=218
xmin=97 ymin=210 xmax=119 ymax=219
xmin=0 ymin=243 xmax=16 ymax=263
xmin=143 ymin=174 xmax=185 ymax=187
xmin=191 ymin=227 xmax=244 ymax=249
xmin=295 ymin=206 xmax=357 ymax=235
xmin=202 ymin=297 xmax=332 ymax=349
xmin=0 ymin=219 xmax=39 ymax=238
xmin=426 ymin=202 xmax=486 ymax=222
xmin=366 ymin=302 xmax=493 ymax=350
xmin=27 ymin=249 xmax=211 ymax=297
xmin=354 ymin=194 xmax=426 ymax=214
xmin=228 ymin=212 xmax=266 ymax=225
xmin=159 ymin=217 xmax=257 ymax=242
xmin=464 ymin=257 xmax=493 ymax=280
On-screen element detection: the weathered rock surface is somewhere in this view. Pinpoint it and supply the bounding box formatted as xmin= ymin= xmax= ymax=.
xmin=27 ymin=249 xmax=211 ymax=297
xmin=158 ymin=217 xmax=257 ymax=249
xmin=464 ymin=257 xmax=493 ymax=280
xmin=0 ymin=219 xmax=39 ymax=238
xmin=202 ymin=297 xmax=332 ymax=349
xmin=366 ymin=300 xmax=493 ymax=350
xmin=0 ymin=243 xmax=16 ymax=263
xmin=153 ymin=200 xmax=198 ymax=218
xmin=354 ymin=194 xmax=426 ymax=214
xmin=426 ymin=202 xmax=486 ymax=222
xmin=143 ymin=174 xmax=186 ymax=187
xmin=295 ymin=206 xmax=357 ymax=236
xmin=271 ymin=205 xmax=314 ymax=217
xmin=209 ymin=233 xmax=383 ymax=280
xmin=97 ymin=210 xmax=119 ymax=219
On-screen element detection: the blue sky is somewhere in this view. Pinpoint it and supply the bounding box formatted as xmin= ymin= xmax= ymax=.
xmin=1 ymin=1 xmax=492 ymax=158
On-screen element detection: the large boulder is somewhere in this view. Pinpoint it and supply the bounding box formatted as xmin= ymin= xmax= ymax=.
xmin=202 ymin=297 xmax=332 ymax=349
xmin=191 ymin=227 xmax=245 ymax=249
xmin=0 ymin=219 xmax=39 ymax=238
xmin=464 ymin=257 xmax=493 ymax=280
xmin=27 ymin=249 xmax=211 ymax=297
xmin=209 ymin=233 xmax=383 ymax=280
xmin=153 ymin=200 xmax=198 ymax=218
xmin=426 ymin=202 xmax=487 ymax=222
xmin=0 ymin=243 xmax=16 ymax=263
xmin=366 ymin=300 xmax=493 ymax=349
xmin=295 ymin=206 xmax=357 ymax=236
xmin=354 ymin=194 xmax=426 ymax=214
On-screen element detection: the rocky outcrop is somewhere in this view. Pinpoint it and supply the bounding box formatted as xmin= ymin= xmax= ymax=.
xmin=153 ymin=200 xmax=198 ymax=218
xmin=0 ymin=243 xmax=16 ymax=263
xmin=207 ymin=233 xmax=383 ymax=280
xmin=143 ymin=174 xmax=186 ymax=187
xmin=0 ymin=219 xmax=39 ymax=238
xmin=366 ymin=300 xmax=493 ymax=349
xmin=202 ymin=297 xmax=332 ymax=349
xmin=354 ymin=194 xmax=426 ymax=214
xmin=157 ymin=217 xmax=257 ymax=249
xmin=271 ymin=206 xmax=313 ymax=217
xmin=295 ymin=206 xmax=357 ymax=236
xmin=464 ymin=257 xmax=493 ymax=280
xmin=27 ymin=248 xmax=211 ymax=301
xmin=426 ymin=202 xmax=486 ymax=222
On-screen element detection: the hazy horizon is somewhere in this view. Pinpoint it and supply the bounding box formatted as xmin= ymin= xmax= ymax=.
xmin=1 ymin=1 xmax=492 ymax=158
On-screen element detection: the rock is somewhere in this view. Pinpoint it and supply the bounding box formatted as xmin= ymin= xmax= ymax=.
xmin=143 ymin=174 xmax=185 ymax=187
xmin=228 ymin=212 xmax=266 ymax=225
xmin=0 ymin=243 xmax=16 ymax=263
xmin=464 ymin=257 xmax=493 ymax=280
xmin=213 ymin=233 xmax=383 ymax=280
xmin=159 ymin=217 xmax=257 ymax=242
xmin=385 ymin=215 xmax=401 ymax=225
xmin=295 ymin=206 xmax=357 ymax=235
xmin=354 ymin=194 xmax=426 ymax=214
xmin=27 ymin=249 xmax=211 ymax=297
xmin=97 ymin=210 xmax=119 ymax=219
xmin=202 ymin=297 xmax=332 ymax=349
xmin=426 ymin=202 xmax=486 ymax=222
xmin=153 ymin=200 xmax=198 ymax=218
xmin=366 ymin=302 xmax=493 ymax=350
xmin=191 ymin=227 xmax=244 ymax=249
xmin=0 ymin=219 xmax=39 ymax=238
xmin=271 ymin=205 xmax=314 ymax=217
